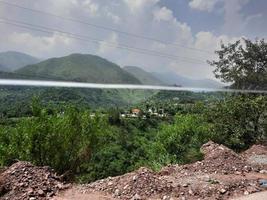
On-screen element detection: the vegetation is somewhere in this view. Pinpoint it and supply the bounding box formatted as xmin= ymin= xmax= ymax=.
xmin=209 ymin=38 xmax=267 ymax=90
xmin=16 ymin=54 xmax=141 ymax=84
xmin=0 ymin=91 xmax=265 ymax=182
xmin=0 ymin=39 xmax=266 ymax=184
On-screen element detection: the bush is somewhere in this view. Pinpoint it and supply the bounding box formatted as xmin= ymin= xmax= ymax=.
xmin=207 ymin=95 xmax=267 ymax=151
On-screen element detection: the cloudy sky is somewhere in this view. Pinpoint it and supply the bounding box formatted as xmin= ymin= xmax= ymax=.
xmin=0 ymin=0 xmax=266 ymax=79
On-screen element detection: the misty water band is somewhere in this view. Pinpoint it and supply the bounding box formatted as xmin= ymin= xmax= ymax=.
xmin=0 ymin=79 xmax=266 ymax=94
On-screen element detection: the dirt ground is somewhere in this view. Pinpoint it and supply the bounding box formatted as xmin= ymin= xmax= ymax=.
xmin=1 ymin=141 xmax=267 ymax=200
xmin=54 ymin=142 xmax=267 ymax=200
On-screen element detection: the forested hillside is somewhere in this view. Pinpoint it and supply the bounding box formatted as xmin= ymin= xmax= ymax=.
xmin=0 ymin=51 xmax=40 ymax=71
xmin=16 ymin=54 xmax=141 ymax=84
xmin=124 ymin=66 xmax=165 ymax=85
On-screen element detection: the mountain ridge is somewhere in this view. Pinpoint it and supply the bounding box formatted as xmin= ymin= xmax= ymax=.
xmin=0 ymin=51 xmax=40 ymax=72
xmin=152 ymin=71 xmax=224 ymax=88
xmin=16 ymin=53 xmax=141 ymax=84
xmin=124 ymin=66 xmax=165 ymax=85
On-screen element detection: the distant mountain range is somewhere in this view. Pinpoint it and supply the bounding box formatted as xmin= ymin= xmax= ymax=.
xmin=0 ymin=51 xmax=40 ymax=72
xmin=0 ymin=51 xmax=224 ymax=115
xmin=123 ymin=66 xmax=165 ymax=85
xmin=16 ymin=54 xmax=141 ymax=84
xmin=0 ymin=51 xmax=223 ymax=88
xmin=152 ymin=72 xmax=224 ymax=88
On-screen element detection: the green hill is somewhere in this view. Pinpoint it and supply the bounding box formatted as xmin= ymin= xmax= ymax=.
xmin=0 ymin=51 xmax=40 ymax=72
xmin=17 ymin=54 xmax=141 ymax=84
xmin=124 ymin=66 xmax=165 ymax=85
xmin=0 ymin=54 xmax=155 ymax=116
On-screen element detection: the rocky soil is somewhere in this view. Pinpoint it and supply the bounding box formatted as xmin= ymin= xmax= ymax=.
xmin=71 ymin=141 xmax=267 ymax=200
xmin=0 ymin=161 xmax=69 ymax=200
xmin=1 ymin=141 xmax=267 ymax=200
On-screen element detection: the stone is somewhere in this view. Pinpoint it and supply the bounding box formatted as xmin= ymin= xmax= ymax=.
xmin=182 ymin=183 xmax=189 ymax=187
xmin=220 ymin=188 xmax=227 ymax=194
xmin=132 ymin=175 xmax=138 ymax=181
xmin=131 ymin=193 xmax=142 ymax=200
xmin=37 ymin=189 xmax=44 ymax=196
xmin=189 ymin=189 xmax=193 ymax=195
xmin=162 ymin=195 xmax=169 ymax=200
xmin=114 ymin=189 xmax=120 ymax=196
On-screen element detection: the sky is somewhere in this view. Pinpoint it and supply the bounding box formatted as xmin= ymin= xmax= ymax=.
xmin=0 ymin=0 xmax=266 ymax=79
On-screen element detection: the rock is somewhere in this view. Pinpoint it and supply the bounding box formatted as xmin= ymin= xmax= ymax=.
xmin=132 ymin=175 xmax=138 ymax=181
xmin=259 ymin=170 xmax=267 ymax=174
xmin=182 ymin=183 xmax=189 ymax=187
xmin=37 ymin=189 xmax=44 ymax=196
xmin=219 ymin=188 xmax=227 ymax=194
xmin=162 ymin=195 xmax=169 ymax=200
xmin=0 ymin=161 xmax=66 ymax=200
xmin=188 ymin=189 xmax=193 ymax=195
xmin=114 ymin=189 xmax=120 ymax=196
xmin=131 ymin=193 xmax=142 ymax=200
xmin=244 ymin=191 xmax=249 ymax=195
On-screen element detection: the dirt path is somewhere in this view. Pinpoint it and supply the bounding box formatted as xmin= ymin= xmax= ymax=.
xmin=53 ymin=188 xmax=115 ymax=200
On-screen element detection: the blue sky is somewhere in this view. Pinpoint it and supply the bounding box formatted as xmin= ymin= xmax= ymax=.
xmin=0 ymin=0 xmax=266 ymax=79
xmin=160 ymin=0 xmax=224 ymax=34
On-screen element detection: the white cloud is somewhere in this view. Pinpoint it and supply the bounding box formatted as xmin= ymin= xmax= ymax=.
xmin=153 ymin=7 xmax=173 ymax=21
xmin=98 ymin=32 xmax=118 ymax=54
xmin=82 ymin=0 xmax=99 ymax=16
xmin=0 ymin=0 xmax=243 ymax=79
xmin=3 ymin=32 xmax=72 ymax=57
xmin=106 ymin=11 xmax=121 ymax=24
xmin=189 ymin=0 xmax=221 ymax=12
xmin=123 ymin=0 xmax=159 ymax=12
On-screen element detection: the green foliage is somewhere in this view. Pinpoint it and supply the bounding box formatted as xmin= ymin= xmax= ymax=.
xmin=209 ymin=38 xmax=267 ymax=90
xmin=16 ymin=54 xmax=141 ymax=84
xmin=0 ymin=103 xmax=103 ymax=174
xmin=207 ymin=95 xmax=267 ymax=150
xmin=152 ymin=114 xmax=211 ymax=164
xmin=0 ymin=93 xmax=266 ymax=183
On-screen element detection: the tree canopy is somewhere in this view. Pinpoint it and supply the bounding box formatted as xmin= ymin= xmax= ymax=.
xmin=208 ymin=38 xmax=267 ymax=90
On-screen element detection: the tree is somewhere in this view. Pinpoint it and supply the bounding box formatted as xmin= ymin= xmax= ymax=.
xmin=208 ymin=38 xmax=267 ymax=90
xmin=207 ymin=95 xmax=267 ymax=150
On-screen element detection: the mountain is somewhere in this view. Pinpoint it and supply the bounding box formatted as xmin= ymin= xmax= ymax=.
xmin=0 ymin=64 xmax=8 ymax=72
xmin=152 ymin=71 xmax=224 ymax=88
xmin=0 ymin=51 xmax=40 ymax=72
xmin=124 ymin=66 xmax=165 ymax=85
xmin=0 ymin=54 xmax=154 ymax=116
xmin=17 ymin=54 xmax=141 ymax=84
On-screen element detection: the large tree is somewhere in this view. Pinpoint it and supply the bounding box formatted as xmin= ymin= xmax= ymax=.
xmin=208 ymin=38 xmax=267 ymax=90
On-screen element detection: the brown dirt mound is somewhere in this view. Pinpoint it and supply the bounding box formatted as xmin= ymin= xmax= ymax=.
xmin=0 ymin=161 xmax=68 ymax=200
xmin=84 ymin=167 xmax=174 ymax=199
xmin=78 ymin=141 xmax=267 ymax=200
xmin=242 ymin=144 xmax=267 ymax=169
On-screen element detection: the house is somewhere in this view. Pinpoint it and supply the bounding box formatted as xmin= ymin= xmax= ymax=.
xmin=131 ymin=108 xmax=142 ymax=117
xmin=132 ymin=108 xmax=141 ymax=115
